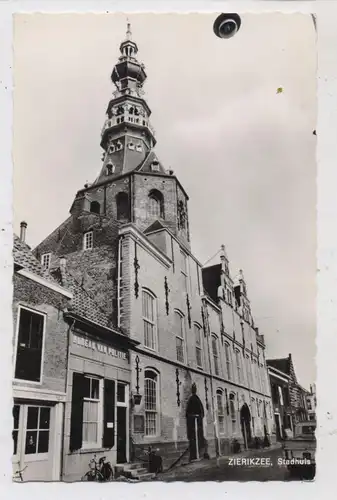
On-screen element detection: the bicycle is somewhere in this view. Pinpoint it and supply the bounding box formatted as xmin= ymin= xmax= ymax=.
xmin=12 ymin=465 xmax=27 ymax=482
xmin=82 ymin=454 xmax=114 ymax=482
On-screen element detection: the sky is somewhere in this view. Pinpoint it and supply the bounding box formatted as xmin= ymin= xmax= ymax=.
xmin=13 ymin=13 xmax=317 ymax=388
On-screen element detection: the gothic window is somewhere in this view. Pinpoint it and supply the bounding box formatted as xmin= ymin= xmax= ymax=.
xmin=235 ymin=349 xmax=242 ymax=383
xmin=229 ymin=393 xmax=237 ymax=433
xmin=116 ymin=192 xmax=130 ymax=221
xmin=142 ymin=289 xmax=157 ymax=350
xmin=90 ymin=201 xmax=100 ymax=214
xmin=194 ymin=323 xmax=203 ymax=368
xmin=174 ymin=310 xmax=185 ymax=363
xmin=216 ymin=389 xmax=225 ymax=434
xmin=144 ymin=370 xmax=159 ymax=436
xmin=148 ymin=190 xmax=164 ymax=219
xmin=224 ymin=343 xmax=232 ymax=380
xmin=212 ymin=334 xmax=220 ymax=376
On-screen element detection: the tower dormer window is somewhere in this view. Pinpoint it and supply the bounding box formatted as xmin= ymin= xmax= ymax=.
xmin=83 ymin=231 xmax=93 ymax=250
xmin=106 ymin=164 xmax=115 ymax=176
xmin=116 ymin=141 xmax=123 ymax=151
xmin=151 ymin=161 xmax=160 ymax=172
xmin=128 ymin=142 xmax=135 ymax=150
xmin=136 ymin=144 xmax=142 ymax=152
xmin=108 ymin=145 xmax=115 ymax=154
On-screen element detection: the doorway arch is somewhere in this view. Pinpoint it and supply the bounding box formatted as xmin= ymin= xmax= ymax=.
xmin=240 ymin=403 xmax=252 ymax=449
xmin=186 ymin=384 xmax=205 ymax=461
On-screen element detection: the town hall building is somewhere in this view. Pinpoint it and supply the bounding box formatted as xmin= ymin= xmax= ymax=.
xmin=32 ymin=24 xmax=275 ymax=478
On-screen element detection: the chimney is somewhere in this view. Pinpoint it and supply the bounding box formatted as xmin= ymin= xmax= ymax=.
xmin=59 ymin=256 xmax=67 ymax=274
xmin=20 ymin=221 xmax=27 ymax=242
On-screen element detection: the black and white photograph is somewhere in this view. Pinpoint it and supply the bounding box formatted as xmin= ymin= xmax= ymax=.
xmin=11 ymin=12 xmax=316 ymax=483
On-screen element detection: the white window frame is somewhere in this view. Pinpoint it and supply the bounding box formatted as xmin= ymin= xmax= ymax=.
xmin=41 ymin=253 xmax=51 ymax=270
xmin=142 ymin=289 xmax=157 ymax=351
xmin=211 ymin=334 xmax=220 ymax=376
xmin=82 ymin=375 xmax=103 ymax=450
xmin=216 ymin=390 xmax=225 ymax=435
xmin=144 ymin=369 xmax=160 ymax=438
xmin=12 ymin=404 xmax=52 ymax=464
xmin=13 ymin=305 xmax=46 ymax=385
xmin=174 ymin=310 xmax=186 ymax=364
xmin=194 ymin=323 xmax=203 ymax=368
xmin=224 ymin=343 xmax=232 ymax=380
xmin=83 ymin=231 xmax=93 ymax=250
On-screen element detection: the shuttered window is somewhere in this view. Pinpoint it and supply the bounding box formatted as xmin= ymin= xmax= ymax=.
xmin=69 ymin=373 xmax=116 ymax=452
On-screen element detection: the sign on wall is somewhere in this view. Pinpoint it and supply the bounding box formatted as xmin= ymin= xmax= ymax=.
xmin=72 ymin=334 xmax=128 ymax=360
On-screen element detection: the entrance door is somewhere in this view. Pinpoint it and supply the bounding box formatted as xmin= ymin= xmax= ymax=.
xmin=116 ymin=382 xmax=128 ymax=464
xmin=13 ymin=403 xmax=54 ymax=481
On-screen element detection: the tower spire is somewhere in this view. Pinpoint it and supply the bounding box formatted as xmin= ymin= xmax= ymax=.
xmin=126 ymin=20 xmax=132 ymax=40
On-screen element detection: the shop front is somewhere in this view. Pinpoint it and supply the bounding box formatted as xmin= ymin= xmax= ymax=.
xmin=62 ymin=317 xmax=138 ymax=482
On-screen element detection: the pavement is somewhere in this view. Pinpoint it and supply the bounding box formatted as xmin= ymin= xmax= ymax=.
xmin=155 ymin=443 xmax=297 ymax=482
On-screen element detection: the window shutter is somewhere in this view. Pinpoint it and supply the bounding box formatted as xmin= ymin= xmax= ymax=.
xmin=103 ymin=379 xmax=115 ymax=448
xmin=69 ymin=372 xmax=85 ymax=452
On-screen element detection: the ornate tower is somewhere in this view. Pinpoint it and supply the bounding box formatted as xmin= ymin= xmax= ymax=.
xmin=95 ymin=23 xmax=156 ymax=183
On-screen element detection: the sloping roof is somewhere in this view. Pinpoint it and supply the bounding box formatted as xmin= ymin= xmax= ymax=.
xmin=135 ymin=150 xmax=167 ymax=174
xmin=267 ymin=357 xmax=291 ymax=375
xmin=202 ymin=264 xmax=221 ymax=303
xmin=50 ymin=267 xmax=113 ymax=331
xmin=13 ymin=235 xmax=60 ymax=286
xmin=144 ymin=219 xmax=169 ymax=234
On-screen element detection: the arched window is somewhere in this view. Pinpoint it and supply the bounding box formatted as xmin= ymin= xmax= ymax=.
xmin=216 ymin=389 xmax=225 ymax=434
xmin=148 ymin=190 xmax=164 ymax=219
xmin=229 ymin=393 xmax=237 ymax=433
xmin=144 ymin=369 xmax=159 ymax=436
xmin=142 ymin=289 xmax=156 ymax=350
xmin=174 ymin=310 xmax=185 ymax=363
xmin=194 ymin=323 xmax=203 ymax=368
xmin=116 ymin=192 xmax=130 ymax=221
xmin=235 ymin=349 xmax=242 ymax=383
xmin=224 ymin=343 xmax=232 ymax=380
xmin=211 ymin=334 xmax=220 ymax=376
xmin=90 ymin=201 xmax=100 ymax=214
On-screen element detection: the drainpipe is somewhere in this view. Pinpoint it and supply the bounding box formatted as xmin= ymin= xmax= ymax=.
xmin=60 ymin=318 xmax=76 ymax=482
xmin=203 ymin=299 xmax=220 ymax=457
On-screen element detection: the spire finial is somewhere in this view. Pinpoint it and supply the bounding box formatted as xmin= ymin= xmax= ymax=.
xmin=126 ymin=19 xmax=132 ymax=40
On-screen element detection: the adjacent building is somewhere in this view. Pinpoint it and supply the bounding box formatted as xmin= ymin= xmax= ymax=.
xmin=30 ymin=25 xmax=274 ymax=474
xmin=306 ymin=384 xmax=317 ymax=421
xmin=267 ymin=362 xmax=292 ymax=440
xmin=267 ymin=354 xmax=310 ymax=432
xmin=12 ymin=225 xmax=72 ymax=481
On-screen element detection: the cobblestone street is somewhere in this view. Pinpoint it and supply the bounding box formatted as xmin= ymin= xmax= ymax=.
xmin=157 ymin=445 xmax=297 ymax=482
